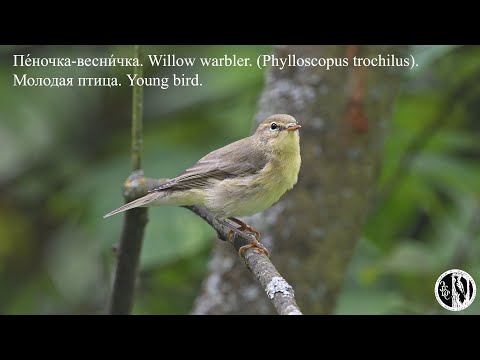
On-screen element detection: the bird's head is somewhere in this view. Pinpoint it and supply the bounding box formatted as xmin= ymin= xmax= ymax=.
xmin=254 ymin=114 xmax=301 ymax=153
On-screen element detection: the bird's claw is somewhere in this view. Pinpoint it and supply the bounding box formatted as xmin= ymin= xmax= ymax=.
xmin=228 ymin=217 xmax=261 ymax=240
xmin=243 ymin=225 xmax=260 ymax=240
xmin=224 ymin=218 xmax=269 ymax=257
xmin=227 ymin=229 xmax=270 ymax=257
xmin=238 ymin=241 xmax=270 ymax=258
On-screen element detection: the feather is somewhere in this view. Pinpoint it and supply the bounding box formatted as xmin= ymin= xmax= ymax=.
xmin=149 ymin=137 xmax=269 ymax=192
xmin=103 ymin=192 xmax=165 ymax=218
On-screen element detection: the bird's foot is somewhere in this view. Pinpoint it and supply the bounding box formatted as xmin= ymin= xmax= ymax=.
xmin=228 ymin=217 xmax=261 ymax=239
xmin=225 ymin=221 xmax=269 ymax=258
xmin=238 ymin=240 xmax=270 ymax=258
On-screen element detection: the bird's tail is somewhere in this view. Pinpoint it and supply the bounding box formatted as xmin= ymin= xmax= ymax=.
xmin=103 ymin=192 xmax=164 ymax=218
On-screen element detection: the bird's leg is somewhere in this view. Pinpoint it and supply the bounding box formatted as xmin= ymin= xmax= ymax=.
xmin=224 ymin=218 xmax=269 ymax=257
xmin=228 ymin=217 xmax=260 ymax=239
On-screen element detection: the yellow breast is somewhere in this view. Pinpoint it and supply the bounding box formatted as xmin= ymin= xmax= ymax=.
xmin=205 ymin=132 xmax=301 ymax=218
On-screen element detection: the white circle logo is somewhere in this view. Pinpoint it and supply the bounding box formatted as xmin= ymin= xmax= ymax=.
xmin=434 ymin=269 xmax=476 ymax=311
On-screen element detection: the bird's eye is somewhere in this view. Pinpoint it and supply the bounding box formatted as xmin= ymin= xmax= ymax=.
xmin=270 ymin=122 xmax=278 ymax=130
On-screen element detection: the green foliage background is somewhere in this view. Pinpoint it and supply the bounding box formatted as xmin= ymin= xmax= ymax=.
xmin=0 ymin=45 xmax=478 ymax=314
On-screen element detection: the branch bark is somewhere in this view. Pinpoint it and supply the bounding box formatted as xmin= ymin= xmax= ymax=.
xmin=108 ymin=45 xmax=148 ymax=315
xmin=186 ymin=205 xmax=302 ymax=315
xmin=192 ymin=45 xmax=409 ymax=314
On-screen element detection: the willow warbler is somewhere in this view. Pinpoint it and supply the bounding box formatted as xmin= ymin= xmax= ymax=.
xmin=104 ymin=114 xmax=301 ymax=256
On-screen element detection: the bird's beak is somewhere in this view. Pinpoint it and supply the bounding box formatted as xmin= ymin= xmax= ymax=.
xmin=287 ymin=123 xmax=301 ymax=132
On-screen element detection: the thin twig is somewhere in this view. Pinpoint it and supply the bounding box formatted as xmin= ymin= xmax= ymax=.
xmin=109 ymin=45 xmax=148 ymax=315
xmin=122 ymin=175 xmax=303 ymax=315
xmin=131 ymin=44 xmax=143 ymax=171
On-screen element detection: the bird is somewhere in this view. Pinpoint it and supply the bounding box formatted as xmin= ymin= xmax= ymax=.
xmin=454 ymin=276 xmax=466 ymax=303
xmin=454 ymin=276 xmax=465 ymax=294
xmin=104 ymin=114 xmax=302 ymax=256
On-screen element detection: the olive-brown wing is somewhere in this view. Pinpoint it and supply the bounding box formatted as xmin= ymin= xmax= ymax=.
xmin=150 ymin=137 xmax=268 ymax=192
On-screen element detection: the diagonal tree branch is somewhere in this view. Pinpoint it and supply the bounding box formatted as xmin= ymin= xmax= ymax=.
xmin=108 ymin=45 xmax=148 ymax=315
xmin=186 ymin=205 xmax=302 ymax=315
xmin=120 ymin=175 xmax=303 ymax=315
